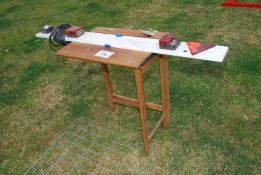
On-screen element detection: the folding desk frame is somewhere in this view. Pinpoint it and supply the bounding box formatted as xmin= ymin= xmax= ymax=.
xmin=101 ymin=54 xmax=170 ymax=155
xmin=56 ymin=27 xmax=170 ymax=156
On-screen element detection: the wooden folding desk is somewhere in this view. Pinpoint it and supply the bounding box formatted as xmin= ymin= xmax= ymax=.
xmin=56 ymin=27 xmax=170 ymax=155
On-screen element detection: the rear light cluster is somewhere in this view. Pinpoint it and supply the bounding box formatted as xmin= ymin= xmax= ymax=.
xmin=65 ymin=26 xmax=84 ymax=37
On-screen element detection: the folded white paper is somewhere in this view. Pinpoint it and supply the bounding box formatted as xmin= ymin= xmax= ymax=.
xmin=95 ymin=50 xmax=114 ymax=59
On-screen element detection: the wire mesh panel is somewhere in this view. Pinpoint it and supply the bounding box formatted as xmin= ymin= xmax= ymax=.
xmin=25 ymin=119 xmax=174 ymax=175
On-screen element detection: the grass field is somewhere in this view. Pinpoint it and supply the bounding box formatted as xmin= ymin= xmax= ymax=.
xmin=0 ymin=0 xmax=260 ymax=174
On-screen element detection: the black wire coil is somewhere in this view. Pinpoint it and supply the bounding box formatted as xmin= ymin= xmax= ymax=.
xmin=49 ymin=24 xmax=71 ymax=51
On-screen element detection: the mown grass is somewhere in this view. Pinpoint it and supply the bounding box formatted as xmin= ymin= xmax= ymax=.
xmin=0 ymin=0 xmax=260 ymax=174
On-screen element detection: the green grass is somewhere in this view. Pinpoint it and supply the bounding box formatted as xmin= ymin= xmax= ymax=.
xmin=0 ymin=0 xmax=260 ymax=174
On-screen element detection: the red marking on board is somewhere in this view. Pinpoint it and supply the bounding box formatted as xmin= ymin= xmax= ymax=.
xmin=187 ymin=42 xmax=215 ymax=55
xmin=222 ymin=0 xmax=261 ymax=8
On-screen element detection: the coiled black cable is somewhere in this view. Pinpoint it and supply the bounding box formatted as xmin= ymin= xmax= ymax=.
xmin=49 ymin=24 xmax=71 ymax=51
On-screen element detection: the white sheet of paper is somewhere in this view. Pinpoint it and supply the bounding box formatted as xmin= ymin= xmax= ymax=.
xmin=95 ymin=50 xmax=114 ymax=59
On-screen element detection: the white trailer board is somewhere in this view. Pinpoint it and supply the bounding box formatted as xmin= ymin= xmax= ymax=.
xmin=36 ymin=32 xmax=229 ymax=62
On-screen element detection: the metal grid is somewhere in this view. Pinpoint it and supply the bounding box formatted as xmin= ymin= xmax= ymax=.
xmin=25 ymin=119 xmax=174 ymax=175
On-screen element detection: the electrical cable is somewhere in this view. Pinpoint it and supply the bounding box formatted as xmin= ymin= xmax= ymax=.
xmin=49 ymin=24 xmax=71 ymax=51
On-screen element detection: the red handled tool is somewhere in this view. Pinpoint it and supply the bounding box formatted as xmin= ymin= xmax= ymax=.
xmin=222 ymin=0 xmax=261 ymax=8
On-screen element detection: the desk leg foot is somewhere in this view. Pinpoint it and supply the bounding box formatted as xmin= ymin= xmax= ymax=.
xmin=101 ymin=64 xmax=116 ymax=111
xmin=135 ymin=69 xmax=150 ymax=156
xmin=160 ymin=55 xmax=170 ymax=127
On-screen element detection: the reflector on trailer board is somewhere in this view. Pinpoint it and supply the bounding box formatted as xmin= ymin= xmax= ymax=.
xmin=187 ymin=42 xmax=215 ymax=55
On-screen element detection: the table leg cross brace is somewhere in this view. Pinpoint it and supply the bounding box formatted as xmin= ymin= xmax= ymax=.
xmin=101 ymin=55 xmax=170 ymax=156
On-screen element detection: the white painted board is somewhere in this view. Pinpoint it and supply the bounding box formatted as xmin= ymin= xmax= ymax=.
xmin=36 ymin=32 xmax=229 ymax=62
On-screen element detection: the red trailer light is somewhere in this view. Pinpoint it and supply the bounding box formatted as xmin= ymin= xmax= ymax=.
xmin=159 ymin=35 xmax=181 ymax=50
xmin=65 ymin=26 xmax=84 ymax=37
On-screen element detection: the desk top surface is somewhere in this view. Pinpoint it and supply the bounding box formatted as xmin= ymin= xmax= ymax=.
xmin=56 ymin=27 xmax=167 ymax=69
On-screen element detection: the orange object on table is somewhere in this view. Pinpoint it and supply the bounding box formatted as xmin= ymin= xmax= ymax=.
xmin=187 ymin=42 xmax=215 ymax=55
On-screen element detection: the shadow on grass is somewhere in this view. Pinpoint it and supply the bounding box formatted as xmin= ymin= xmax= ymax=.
xmin=169 ymin=59 xmax=224 ymax=77
xmin=0 ymin=18 xmax=12 ymax=30
xmin=22 ymin=38 xmax=44 ymax=54
xmin=0 ymin=62 xmax=56 ymax=106
xmin=83 ymin=1 xmax=123 ymax=18
xmin=228 ymin=47 xmax=260 ymax=75
xmin=68 ymin=98 xmax=90 ymax=117
xmin=0 ymin=4 xmax=21 ymax=17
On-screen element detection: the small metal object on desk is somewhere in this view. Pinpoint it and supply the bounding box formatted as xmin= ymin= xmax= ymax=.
xmin=41 ymin=25 xmax=54 ymax=34
xmin=140 ymin=28 xmax=158 ymax=36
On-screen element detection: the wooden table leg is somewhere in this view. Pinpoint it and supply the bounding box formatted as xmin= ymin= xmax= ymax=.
xmin=101 ymin=64 xmax=115 ymax=111
xmin=160 ymin=55 xmax=170 ymax=127
xmin=135 ymin=69 xmax=150 ymax=155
